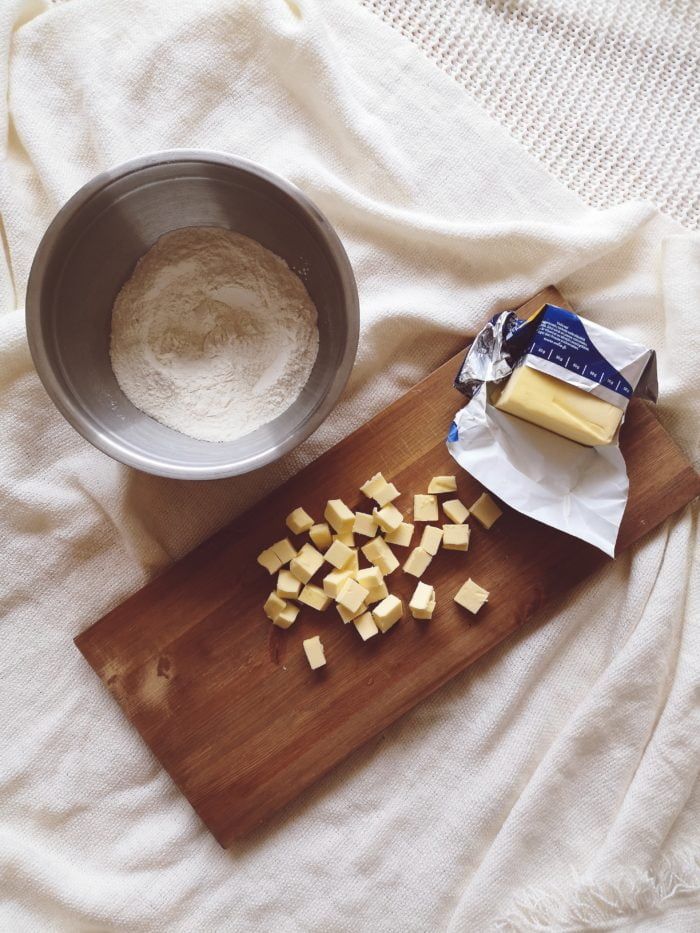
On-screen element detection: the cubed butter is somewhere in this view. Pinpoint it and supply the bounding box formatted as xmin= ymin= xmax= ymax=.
xmin=353 ymin=611 xmax=379 ymax=641
xmin=344 ymin=549 xmax=360 ymax=573
xmin=420 ymin=524 xmax=443 ymax=555
xmin=494 ymin=365 xmax=622 ymax=446
xmin=271 ymin=537 xmax=297 ymax=565
xmin=442 ymin=498 xmax=469 ymax=524
xmin=359 ymin=471 xmax=386 ymax=500
xmin=290 ymin=543 xmax=325 ymax=583
xmin=286 ymin=507 xmax=314 ymax=534
xmin=353 ymin=511 xmax=378 ymax=537
xmin=360 ymin=472 xmax=400 ymax=507
xmin=413 ymin=494 xmax=438 ymax=522
xmin=323 ymin=568 xmax=354 ymax=599
xmin=373 ymin=503 xmax=403 ymax=533
xmin=372 ymin=594 xmax=403 ymax=633
xmin=276 ymin=568 xmax=301 ymax=599
xmin=274 ymin=604 xmax=300 ymax=629
xmin=385 ymin=522 xmax=414 ymax=547
xmin=365 ymin=581 xmax=389 ymax=605
xmin=264 ymin=591 xmax=286 ymax=621
xmin=442 ymin=523 xmax=470 ymax=551
xmin=325 ymin=538 xmax=355 ymax=570
xmin=333 ymin=530 xmax=356 ymax=547
xmin=299 ymin=584 xmax=332 ymax=611
xmin=454 ymin=578 xmax=489 ymax=614
xmin=427 ymin=475 xmax=457 ymax=494
xmin=361 ymin=537 xmax=400 ymax=575
xmin=324 ymin=499 xmax=355 ymax=533
xmin=403 ymin=546 xmax=432 ymax=578
xmin=355 ymin=566 xmax=384 ymax=590
xmin=257 ymin=547 xmax=283 ymax=575
xmin=303 ymin=635 xmax=326 ymax=670
xmin=309 ymin=522 xmax=333 ymax=551
xmin=336 ymin=577 xmax=370 ymax=613
xmin=409 ymin=581 xmax=436 ymax=620
xmin=469 ymin=493 xmax=503 ymax=530
xmin=337 ymin=601 xmax=367 ymax=624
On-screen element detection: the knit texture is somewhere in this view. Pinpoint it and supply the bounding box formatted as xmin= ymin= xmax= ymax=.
xmin=361 ymin=0 xmax=700 ymax=230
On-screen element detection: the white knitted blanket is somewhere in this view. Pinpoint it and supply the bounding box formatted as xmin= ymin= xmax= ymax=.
xmin=362 ymin=0 xmax=700 ymax=231
xmin=1 ymin=1 xmax=698 ymax=930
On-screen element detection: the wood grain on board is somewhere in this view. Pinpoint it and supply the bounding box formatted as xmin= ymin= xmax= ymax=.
xmin=76 ymin=288 xmax=700 ymax=846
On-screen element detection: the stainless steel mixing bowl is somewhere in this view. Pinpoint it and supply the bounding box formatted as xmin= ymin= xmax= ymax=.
xmin=26 ymin=151 xmax=359 ymax=479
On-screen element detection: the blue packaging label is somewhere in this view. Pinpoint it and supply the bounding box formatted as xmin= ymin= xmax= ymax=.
xmin=510 ymin=305 xmax=633 ymax=399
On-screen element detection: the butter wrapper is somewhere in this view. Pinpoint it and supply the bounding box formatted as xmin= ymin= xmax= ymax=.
xmin=447 ymin=305 xmax=657 ymax=555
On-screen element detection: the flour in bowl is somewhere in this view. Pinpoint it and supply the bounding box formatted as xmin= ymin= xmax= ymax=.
xmin=109 ymin=226 xmax=319 ymax=443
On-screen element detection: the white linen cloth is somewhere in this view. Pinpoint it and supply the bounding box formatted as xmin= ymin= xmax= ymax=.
xmin=0 ymin=1 xmax=698 ymax=929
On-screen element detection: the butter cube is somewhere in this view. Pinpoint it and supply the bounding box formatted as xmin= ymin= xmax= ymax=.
xmin=286 ymin=507 xmax=314 ymax=534
xmin=333 ymin=530 xmax=356 ymax=547
xmin=469 ymin=493 xmax=503 ymax=530
xmin=325 ymin=538 xmax=354 ymax=570
xmin=324 ymin=498 xmax=355 ymax=533
xmin=257 ymin=547 xmax=283 ymax=575
xmin=403 ymin=546 xmax=432 ymax=578
xmin=420 ymin=525 xmax=443 ymax=555
xmin=442 ymin=523 xmax=470 ymax=551
xmin=290 ymin=543 xmax=325 ymax=583
xmin=442 ymin=499 xmax=469 ymax=524
xmin=336 ymin=577 xmax=370 ymax=613
xmin=276 ymin=568 xmax=301 ymax=599
xmin=303 ymin=635 xmax=326 ymax=670
xmin=271 ymin=537 xmax=297 ymax=565
xmin=274 ymin=604 xmax=300 ymax=629
xmin=355 ymin=566 xmax=384 ymax=590
xmin=373 ymin=503 xmax=403 ymax=533
xmin=353 ymin=512 xmax=378 ymax=537
xmin=299 ymin=584 xmax=332 ymax=611
xmin=323 ymin=568 xmax=354 ymax=599
xmin=359 ymin=472 xmax=386 ymax=500
xmin=360 ymin=472 xmax=400 ymax=507
xmin=353 ymin=611 xmax=379 ymax=641
xmin=409 ymin=581 xmax=436 ymax=620
xmin=372 ymin=594 xmax=403 ymax=633
xmin=374 ymin=482 xmax=400 ymax=507
xmin=385 ymin=522 xmax=414 ymax=547
xmin=344 ymin=549 xmax=360 ymax=573
xmin=361 ymin=537 xmax=400 ymax=575
xmin=264 ymin=591 xmax=286 ymax=621
xmin=428 ymin=475 xmax=457 ymax=494
xmin=309 ymin=522 xmax=333 ymax=551
xmin=495 ymin=365 xmax=622 ymax=446
xmin=413 ymin=494 xmax=438 ymax=522
xmin=365 ymin=581 xmax=389 ymax=605
xmin=454 ymin=578 xmax=489 ymax=614
xmin=337 ymin=601 xmax=367 ymax=623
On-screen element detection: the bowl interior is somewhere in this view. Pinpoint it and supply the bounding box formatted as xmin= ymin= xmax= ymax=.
xmin=31 ymin=157 xmax=357 ymax=477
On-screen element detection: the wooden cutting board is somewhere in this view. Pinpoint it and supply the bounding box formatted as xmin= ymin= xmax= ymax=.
xmin=76 ymin=288 xmax=699 ymax=846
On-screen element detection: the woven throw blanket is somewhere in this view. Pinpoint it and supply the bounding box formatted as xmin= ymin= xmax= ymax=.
xmin=0 ymin=0 xmax=698 ymax=930
xmin=362 ymin=0 xmax=700 ymax=231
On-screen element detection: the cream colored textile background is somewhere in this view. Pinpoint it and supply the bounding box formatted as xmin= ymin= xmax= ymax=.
xmin=1 ymin=1 xmax=698 ymax=929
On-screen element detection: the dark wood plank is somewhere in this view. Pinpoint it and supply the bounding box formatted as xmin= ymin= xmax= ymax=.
xmin=76 ymin=289 xmax=700 ymax=845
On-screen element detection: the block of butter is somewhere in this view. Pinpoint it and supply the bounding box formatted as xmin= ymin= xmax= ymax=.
xmin=495 ymin=365 xmax=623 ymax=446
xmin=448 ymin=300 xmax=658 ymax=555
xmin=490 ymin=304 xmax=656 ymax=446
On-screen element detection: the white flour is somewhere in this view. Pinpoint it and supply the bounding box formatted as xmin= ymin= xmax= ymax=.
xmin=109 ymin=226 xmax=319 ymax=443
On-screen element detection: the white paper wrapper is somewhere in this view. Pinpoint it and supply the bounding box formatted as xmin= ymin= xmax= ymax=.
xmin=447 ymin=389 xmax=628 ymax=555
xmin=448 ymin=305 xmax=657 ymax=556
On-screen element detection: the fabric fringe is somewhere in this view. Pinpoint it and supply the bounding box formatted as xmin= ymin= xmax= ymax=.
xmin=495 ymin=846 xmax=700 ymax=932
